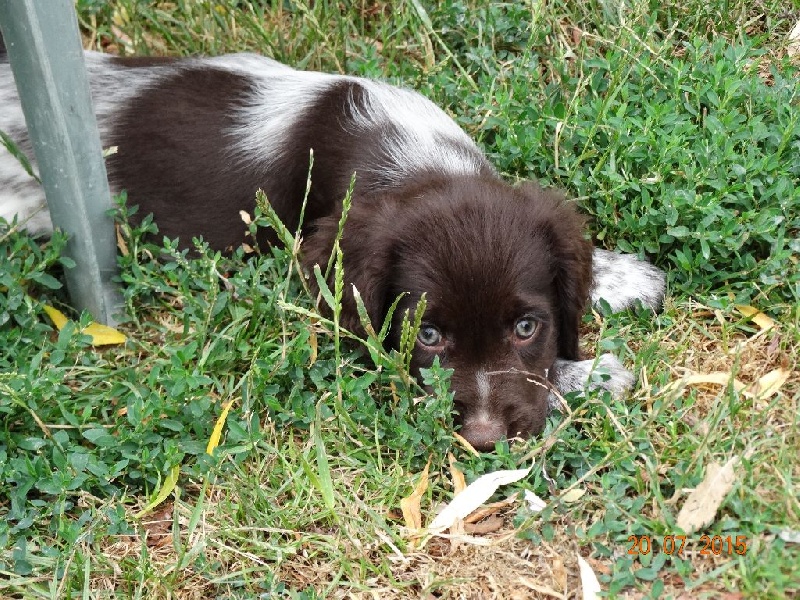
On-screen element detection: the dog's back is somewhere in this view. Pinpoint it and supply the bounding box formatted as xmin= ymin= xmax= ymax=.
xmin=0 ymin=47 xmax=495 ymax=249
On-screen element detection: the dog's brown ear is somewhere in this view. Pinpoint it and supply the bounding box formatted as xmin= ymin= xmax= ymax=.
xmin=301 ymin=200 xmax=398 ymax=336
xmin=520 ymin=183 xmax=593 ymax=360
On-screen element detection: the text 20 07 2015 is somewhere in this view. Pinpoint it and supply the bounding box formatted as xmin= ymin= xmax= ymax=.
xmin=627 ymin=535 xmax=748 ymax=557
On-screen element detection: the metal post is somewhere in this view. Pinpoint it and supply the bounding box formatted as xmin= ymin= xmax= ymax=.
xmin=0 ymin=0 xmax=122 ymax=324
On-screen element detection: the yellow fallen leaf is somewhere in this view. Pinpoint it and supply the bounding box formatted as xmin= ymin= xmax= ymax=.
xmin=448 ymin=453 xmax=467 ymax=494
xmin=82 ymin=322 xmax=128 ymax=346
xmin=662 ymin=371 xmax=747 ymax=395
xmin=676 ymin=457 xmax=739 ymax=534
xmin=43 ymin=304 xmax=68 ymax=329
xmin=134 ymin=464 xmax=180 ymax=519
xmin=400 ymin=458 xmax=431 ymax=531
xmin=206 ymin=399 xmax=236 ymax=455
xmin=735 ymin=305 xmax=776 ymax=332
xmin=43 ymin=304 xmax=127 ymax=346
xmin=744 ymin=368 xmax=792 ymax=399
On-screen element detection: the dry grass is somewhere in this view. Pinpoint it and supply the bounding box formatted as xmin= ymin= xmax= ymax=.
xmin=67 ymin=301 xmax=796 ymax=598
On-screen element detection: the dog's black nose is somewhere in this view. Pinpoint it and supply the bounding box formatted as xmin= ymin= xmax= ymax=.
xmin=460 ymin=419 xmax=506 ymax=451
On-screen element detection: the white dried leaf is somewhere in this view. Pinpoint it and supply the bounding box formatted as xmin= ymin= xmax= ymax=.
xmin=428 ymin=465 xmax=532 ymax=531
xmin=676 ymin=457 xmax=739 ymax=534
xmin=524 ymin=489 xmax=547 ymax=513
xmin=788 ymin=19 xmax=800 ymax=58
xmin=778 ymin=529 xmax=800 ymax=544
xmin=562 ymin=488 xmax=586 ymax=503
xmin=578 ymin=555 xmax=601 ymax=600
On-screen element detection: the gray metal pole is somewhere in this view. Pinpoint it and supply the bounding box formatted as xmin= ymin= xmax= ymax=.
xmin=0 ymin=0 xmax=122 ymax=324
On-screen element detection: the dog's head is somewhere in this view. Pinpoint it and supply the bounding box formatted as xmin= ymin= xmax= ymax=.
xmin=303 ymin=177 xmax=592 ymax=450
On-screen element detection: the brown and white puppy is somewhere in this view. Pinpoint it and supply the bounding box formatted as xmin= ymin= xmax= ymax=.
xmin=0 ymin=43 xmax=666 ymax=450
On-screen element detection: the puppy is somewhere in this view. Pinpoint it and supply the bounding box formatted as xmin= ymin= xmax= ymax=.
xmin=0 ymin=43 xmax=666 ymax=450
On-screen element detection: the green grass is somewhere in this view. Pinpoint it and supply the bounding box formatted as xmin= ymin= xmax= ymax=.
xmin=2 ymin=1 xmax=799 ymax=597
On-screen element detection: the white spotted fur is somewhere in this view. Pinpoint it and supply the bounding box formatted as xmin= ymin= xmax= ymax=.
xmin=549 ymin=353 xmax=636 ymax=409
xmin=218 ymin=54 xmax=485 ymax=187
xmin=591 ymin=248 xmax=666 ymax=312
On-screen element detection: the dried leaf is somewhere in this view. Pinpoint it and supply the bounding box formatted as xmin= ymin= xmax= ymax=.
xmin=743 ymin=368 xmax=792 ymax=399
xmin=663 ymin=371 xmax=747 ymax=395
xmin=439 ymin=533 xmax=493 ymax=546
xmin=578 ymin=555 xmax=601 ymax=600
xmin=142 ymin=504 xmax=173 ymax=548
xmin=206 ymin=399 xmax=235 ymax=455
xmin=81 ymin=322 xmax=128 ymax=346
xmin=429 ymin=465 xmax=532 ymax=531
xmin=115 ymin=223 xmax=129 ymax=256
xmin=452 ymin=431 xmax=480 ymax=456
xmin=519 ymin=577 xmax=565 ymax=598
xmin=735 ymin=305 xmax=776 ymax=331
xmin=561 ymin=488 xmax=586 ymax=503
xmin=553 ymin=556 xmax=567 ymax=591
xmin=778 ymin=529 xmax=800 ymax=544
xmin=400 ymin=459 xmax=430 ymax=531
xmin=524 ymin=489 xmax=547 ymax=512
xmin=308 ymin=327 xmax=318 ymax=366
xmin=464 ymin=493 xmax=518 ymax=524
xmin=463 ymin=514 xmax=504 ymax=534
xmin=43 ymin=304 xmax=68 ymax=329
xmin=448 ymin=453 xmax=467 ymax=494
xmin=788 ymin=19 xmax=800 ymax=58
xmin=676 ymin=457 xmax=739 ymax=534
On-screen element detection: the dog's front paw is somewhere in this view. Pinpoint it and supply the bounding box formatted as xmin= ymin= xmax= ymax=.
xmin=549 ymin=353 xmax=635 ymax=408
xmin=591 ymin=248 xmax=666 ymax=312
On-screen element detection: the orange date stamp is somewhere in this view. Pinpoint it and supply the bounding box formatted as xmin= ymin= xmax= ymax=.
xmin=627 ymin=534 xmax=748 ymax=557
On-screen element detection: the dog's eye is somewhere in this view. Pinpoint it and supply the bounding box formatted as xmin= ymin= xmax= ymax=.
xmin=514 ymin=317 xmax=538 ymax=339
xmin=417 ymin=324 xmax=443 ymax=347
